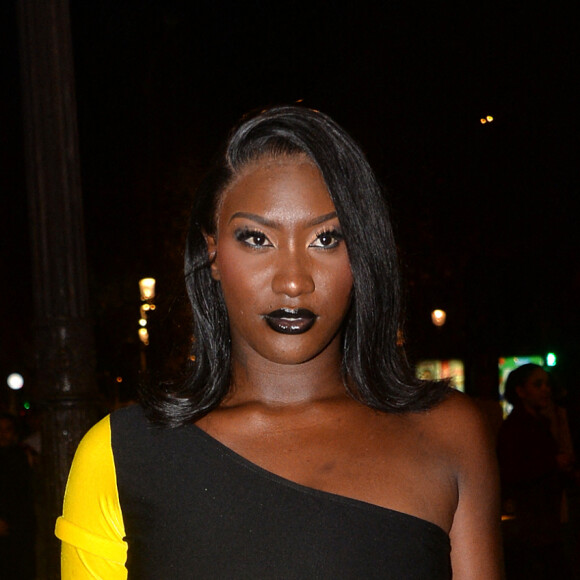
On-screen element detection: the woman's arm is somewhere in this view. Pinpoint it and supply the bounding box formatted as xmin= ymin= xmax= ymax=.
xmin=56 ymin=415 xmax=128 ymax=579
xmin=446 ymin=393 xmax=504 ymax=579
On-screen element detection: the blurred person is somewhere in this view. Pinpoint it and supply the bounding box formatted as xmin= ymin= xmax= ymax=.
xmin=57 ymin=105 xmax=503 ymax=578
xmin=498 ymin=363 xmax=572 ymax=579
xmin=542 ymin=380 xmax=580 ymax=577
xmin=0 ymin=412 xmax=36 ymax=580
xmin=22 ymin=408 xmax=42 ymax=468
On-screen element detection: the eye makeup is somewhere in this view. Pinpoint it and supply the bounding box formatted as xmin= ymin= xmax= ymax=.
xmin=234 ymin=227 xmax=272 ymax=248
xmin=310 ymin=227 xmax=344 ymax=249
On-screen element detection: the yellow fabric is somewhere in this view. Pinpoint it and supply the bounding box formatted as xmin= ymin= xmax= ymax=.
xmin=55 ymin=415 xmax=128 ymax=579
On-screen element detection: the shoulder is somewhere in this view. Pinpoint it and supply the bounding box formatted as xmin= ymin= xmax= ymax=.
xmin=407 ymin=390 xmax=498 ymax=492
xmin=67 ymin=415 xmax=115 ymax=490
xmin=109 ymin=403 xmax=148 ymax=431
xmin=74 ymin=414 xmax=112 ymax=459
xmin=69 ymin=406 xmax=149 ymax=488
xmin=415 ymin=390 xmax=493 ymax=454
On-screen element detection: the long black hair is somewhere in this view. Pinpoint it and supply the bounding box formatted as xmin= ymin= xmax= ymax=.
xmin=141 ymin=105 xmax=450 ymax=426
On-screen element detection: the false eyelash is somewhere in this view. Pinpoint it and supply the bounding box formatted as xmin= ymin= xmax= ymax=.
xmin=233 ymin=227 xmax=270 ymax=247
xmin=315 ymin=227 xmax=344 ymax=240
xmin=234 ymin=227 xmax=265 ymax=241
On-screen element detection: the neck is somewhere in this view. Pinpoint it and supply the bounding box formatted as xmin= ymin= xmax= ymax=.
xmin=223 ymin=346 xmax=348 ymax=409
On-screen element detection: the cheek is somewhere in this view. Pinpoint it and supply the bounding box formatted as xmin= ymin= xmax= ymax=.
xmin=215 ymin=247 xmax=268 ymax=311
xmin=318 ymin=260 xmax=354 ymax=309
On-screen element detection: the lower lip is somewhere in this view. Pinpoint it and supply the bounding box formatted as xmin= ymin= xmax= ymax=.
xmin=264 ymin=315 xmax=316 ymax=335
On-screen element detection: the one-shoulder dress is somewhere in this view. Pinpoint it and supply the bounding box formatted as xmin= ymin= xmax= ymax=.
xmin=56 ymin=404 xmax=451 ymax=579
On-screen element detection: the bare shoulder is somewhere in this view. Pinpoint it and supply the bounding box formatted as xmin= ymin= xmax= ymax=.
xmin=428 ymin=388 xmax=488 ymax=426
xmin=418 ymin=389 xmax=494 ymax=457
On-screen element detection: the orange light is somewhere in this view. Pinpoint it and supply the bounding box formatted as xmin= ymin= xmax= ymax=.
xmin=396 ymin=329 xmax=405 ymax=346
xmin=138 ymin=328 xmax=149 ymax=345
xmin=431 ymin=309 xmax=447 ymax=327
xmin=139 ymin=278 xmax=156 ymax=301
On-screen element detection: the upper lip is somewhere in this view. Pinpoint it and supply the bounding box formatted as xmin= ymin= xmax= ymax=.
xmin=264 ymin=308 xmax=316 ymax=320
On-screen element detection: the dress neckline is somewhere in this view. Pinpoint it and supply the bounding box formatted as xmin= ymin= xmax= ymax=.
xmin=188 ymin=421 xmax=449 ymax=540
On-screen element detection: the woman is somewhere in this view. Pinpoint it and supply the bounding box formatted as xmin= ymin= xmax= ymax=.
xmin=498 ymin=363 xmax=572 ymax=578
xmin=57 ymin=106 xmax=502 ymax=578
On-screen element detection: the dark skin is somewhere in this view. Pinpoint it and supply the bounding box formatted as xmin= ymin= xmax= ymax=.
xmin=201 ymin=155 xmax=503 ymax=578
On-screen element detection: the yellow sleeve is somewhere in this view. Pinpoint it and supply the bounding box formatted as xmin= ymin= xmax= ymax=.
xmin=55 ymin=415 xmax=128 ymax=579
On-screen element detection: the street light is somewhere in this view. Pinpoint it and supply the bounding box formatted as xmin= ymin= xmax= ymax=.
xmin=139 ymin=278 xmax=156 ymax=301
xmin=138 ymin=327 xmax=150 ymax=346
xmin=138 ymin=278 xmax=156 ymax=346
xmin=138 ymin=278 xmax=156 ymax=374
xmin=7 ymin=373 xmax=24 ymax=390
xmin=431 ymin=309 xmax=447 ymax=327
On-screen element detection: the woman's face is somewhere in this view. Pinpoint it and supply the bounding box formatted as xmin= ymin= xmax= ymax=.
xmin=206 ymin=155 xmax=353 ymax=367
xmin=516 ymin=368 xmax=551 ymax=412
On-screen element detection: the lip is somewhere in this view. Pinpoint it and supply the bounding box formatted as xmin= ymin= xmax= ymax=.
xmin=263 ymin=308 xmax=317 ymax=335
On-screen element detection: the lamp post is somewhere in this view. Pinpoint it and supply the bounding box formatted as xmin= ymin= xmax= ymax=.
xmin=17 ymin=1 xmax=101 ymax=575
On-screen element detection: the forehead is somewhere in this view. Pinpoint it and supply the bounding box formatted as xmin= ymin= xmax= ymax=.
xmin=217 ymin=155 xmax=335 ymax=225
xmin=525 ymin=368 xmax=548 ymax=384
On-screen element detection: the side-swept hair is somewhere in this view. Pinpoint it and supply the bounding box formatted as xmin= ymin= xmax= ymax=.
xmin=141 ymin=105 xmax=450 ymax=426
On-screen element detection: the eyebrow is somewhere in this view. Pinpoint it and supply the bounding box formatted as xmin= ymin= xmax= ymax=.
xmin=228 ymin=211 xmax=338 ymax=228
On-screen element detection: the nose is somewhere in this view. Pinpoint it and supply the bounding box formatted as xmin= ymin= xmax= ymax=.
xmin=271 ymin=251 xmax=315 ymax=297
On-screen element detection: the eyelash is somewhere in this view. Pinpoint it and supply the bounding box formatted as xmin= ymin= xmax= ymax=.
xmin=234 ymin=228 xmax=272 ymax=248
xmin=310 ymin=228 xmax=344 ymax=249
xmin=233 ymin=227 xmax=344 ymax=249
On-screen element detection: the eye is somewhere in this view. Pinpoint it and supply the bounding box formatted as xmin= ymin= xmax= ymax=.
xmin=310 ymin=229 xmax=344 ymax=249
xmin=234 ymin=228 xmax=273 ymax=248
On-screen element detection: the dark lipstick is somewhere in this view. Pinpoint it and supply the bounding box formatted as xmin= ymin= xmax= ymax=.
xmin=263 ymin=308 xmax=316 ymax=335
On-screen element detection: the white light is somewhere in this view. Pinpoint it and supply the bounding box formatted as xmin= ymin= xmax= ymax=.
xmin=431 ymin=309 xmax=447 ymax=327
xmin=7 ymin=373 xmax=24 ymax=390
xmin=139 ymin=278 xmax=156 ymax=301
xmin=138 ymin=328 xmax=150 ymax=345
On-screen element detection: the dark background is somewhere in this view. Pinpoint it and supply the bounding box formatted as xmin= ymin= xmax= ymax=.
xmin=1 ymin=1 xmax=578 ymax=406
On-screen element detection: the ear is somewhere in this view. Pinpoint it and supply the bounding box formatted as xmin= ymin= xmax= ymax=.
xmin=204 ymin=232 xmax=220 ymax=281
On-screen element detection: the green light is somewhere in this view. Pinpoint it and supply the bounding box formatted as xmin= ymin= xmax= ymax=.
xmin=546 ymin=353 xmax=557 ymax=367
xmin=23 ymin=401 xmax=31 ymax=410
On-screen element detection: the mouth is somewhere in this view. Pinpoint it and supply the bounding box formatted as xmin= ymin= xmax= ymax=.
xmin=263 ymin=308 xmax=317 ymax=335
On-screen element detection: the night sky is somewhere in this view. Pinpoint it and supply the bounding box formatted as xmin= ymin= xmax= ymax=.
xmin=1 ymin=1 xmax=578 ymax=400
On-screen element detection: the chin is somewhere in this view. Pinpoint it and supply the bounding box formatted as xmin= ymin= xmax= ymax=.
xmin=263 ymin=349 xmax=323 ymax=366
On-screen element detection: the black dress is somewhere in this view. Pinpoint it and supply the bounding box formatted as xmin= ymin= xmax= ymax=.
xmin=111 ymin=405 xmax=451 ymax=579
